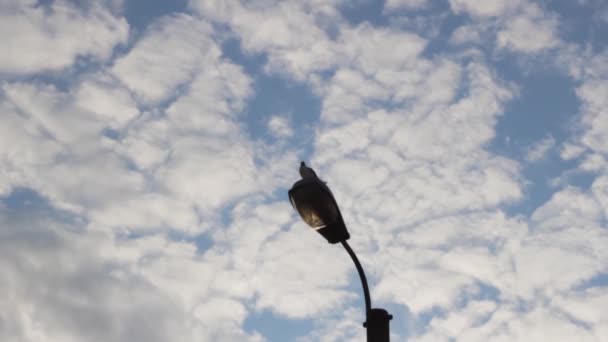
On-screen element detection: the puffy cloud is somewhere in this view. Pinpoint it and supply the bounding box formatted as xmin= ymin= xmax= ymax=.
xmin=417 ymin=300 xmax=497 ymax=341
xmin=3 ymin=82 xmax=116 ymax=143
xmin=267 ymin=115 xmax=294 ymax=138
xmin=164 ymin=59 xmax=252 ymax=132
xmin=190 ymin=0 xmax=342 ymax=80
xmin=296 ymin=308 xmax=366 ymax=342
xmin=337 ymin=24 xmax=427 ymax=78
xmin=417 ymin=304 xmax=598 ymax=341
xmin=252 ymin=224 xmax=355 ymax=318
xmin=0 ymin=81 xmax=144 ymax=212
xmin=0 ymin=5 xmax=301 ymax=239
xmin=0 ymin=201 xmax=263 ymax=342
xmin=450 ymin=25 xmax=483 ymax=45
xmin=375 ymin=212 xmax=527 ymax=313
xmin=74 ymin=72 xmax=140 ymax=129
xmin=449 ymin=0 xmax=520 ymax=17
xmin=384 ymin=0 xmax=429 ymax=12
xmin=525 ymin=135 xmax=556 ymax=162
xmin=314 ymin=56 xmax=521 ymax=237
xmin=155 ymin=136 xmax=257 ymax=211
xmin=0 ymin=64 xmax=296 ymax=336
xmin=0 ymin=0 xmax=128 ymax=75
xmin=448 ymin=1 xmax=562 ymax=55
xmin=577 ymin=78 xmax=608 ymax=154
xmin=398 ymin=184 xmax=608 ymax=341
xmin=112 ymin=14 xmax=219 ymax=104
xmin=560 ymin=143 xmax=586 ymax=160
xmin=559 ymin=51 xmax=608 ymax=174
xmin=496 ymin=8 xmax=560 ymax=53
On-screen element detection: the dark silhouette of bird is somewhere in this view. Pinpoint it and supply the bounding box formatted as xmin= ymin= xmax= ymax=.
xmin=299 ymin=161 xmax=318 ymax=179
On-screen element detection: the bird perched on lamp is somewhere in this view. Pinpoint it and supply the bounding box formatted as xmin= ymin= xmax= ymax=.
xmin=299 ymin=161 xmax=318 ymax=179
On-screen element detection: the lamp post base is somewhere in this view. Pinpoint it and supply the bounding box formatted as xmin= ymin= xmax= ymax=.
xmin=364 ymin=308 xmax=392 ymax=342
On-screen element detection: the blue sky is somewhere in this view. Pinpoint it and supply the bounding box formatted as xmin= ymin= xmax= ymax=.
xmin=1 ymin=0 xmax=608 ymax=341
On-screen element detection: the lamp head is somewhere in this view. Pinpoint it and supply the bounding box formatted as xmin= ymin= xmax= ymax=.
xmin=288 ymin=176 xmax=350 ymax=244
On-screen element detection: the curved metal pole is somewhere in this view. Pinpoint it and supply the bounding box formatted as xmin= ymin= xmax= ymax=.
xmin=341 ymin=240 xmax=371 ymax=319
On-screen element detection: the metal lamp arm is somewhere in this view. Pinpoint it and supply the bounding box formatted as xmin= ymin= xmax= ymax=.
xmin=341 ymin=240 xmax=372 ymax=319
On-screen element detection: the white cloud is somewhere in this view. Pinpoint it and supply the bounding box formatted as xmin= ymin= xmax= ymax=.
xmin=525 ymin=135 xmax=556 ymax=162
xmin=3 ymin=82 xmax=110 ymax=143
xmin=447 ymin=1 xmax=563 ymax=55
xmin=579 ymin=153 xmax=608 ymax=172
xmin=296 ymin=308 xmax=366 ymax=342
xmin=252 ymin=224 xmax=355 ymax=318
xmin=0 ymin=202 xmax=267 ymax=342
xmin=450 ymin=25 xmax=482 ymax=45
xmin=74 ymin=72 xmax=140 ymax=129
xmin=267 ymin=115 xmax=294 ymax=138
xmin=0 ymin=0 xmax=128 ymax=75
xmin=496 ymin=3 xmax=560 ymax=53
xmin=592 ymin=175 xmax=608 ymax=219
xmin=112 ymin=14 xmax=218 ymax=104
xmin=375 ymin=212 xmax=527 ymax=313
xmin=449 ymin=0 xmax=520 ymax=17
xmin=400 ymin=184 xmax=608 ymax=341
xmin=384 ymin=0 xmax=429 ymax=12
xmin=577 ymin=78 xmax=608 ymax=154
xmin=0 ymin=0 xmax=298 ymax=238
xmin=313 ymin=59 xmax=521 ymax=238
xmin=155 ymin=136 xmax=257 ymax=209
xmin=165 ymin=60 xmax=252 ymax=131
xmin=560 ymin=51 xmax=608 ymax=176
xmin=417 ymin=304 xmax=598 ymax=341
xmin=560 ymin=143 xmax=586 ymax=160
xmin=0 ymin=81 xmax=147 ymax=213
xmin=338 ymin=24 xmax=427 ymax=78
xmin=313 ymin=25 xmax=429 ymax=125
xmin=190 ymin=0 xmax=342 ymax=80
xmin=0 ymin=92 xmax=63 ymax=196
xmin=531 ymin=187 xmax=603 ymax=230
xmin=88 ymin=193 xmax=199 ymax=234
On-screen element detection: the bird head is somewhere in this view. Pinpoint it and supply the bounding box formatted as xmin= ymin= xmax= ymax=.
xmin=299 ymin=161 xmax=318 ymax=179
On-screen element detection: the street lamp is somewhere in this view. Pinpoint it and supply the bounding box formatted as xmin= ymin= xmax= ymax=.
xmin=288 ymin=162 xmax=392 ymax=342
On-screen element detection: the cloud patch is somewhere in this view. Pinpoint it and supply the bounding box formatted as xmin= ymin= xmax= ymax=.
xmin=0 ymin=0 xmax=128 ymax=75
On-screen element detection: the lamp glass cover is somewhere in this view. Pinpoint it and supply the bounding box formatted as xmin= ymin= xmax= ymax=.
xmin=290 ymin=185 xmax=339 ymax=230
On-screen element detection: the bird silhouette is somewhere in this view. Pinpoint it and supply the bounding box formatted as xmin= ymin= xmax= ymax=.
xmin=299 ymin=161 xmax=318 ymax=179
